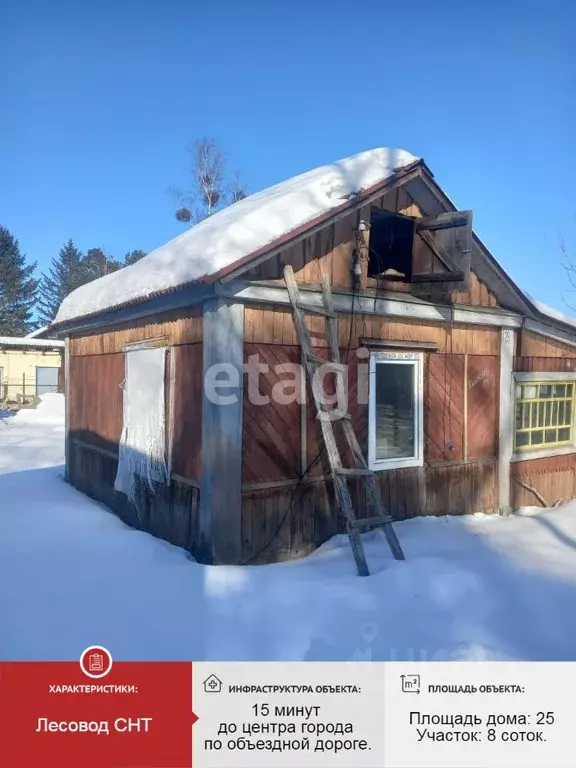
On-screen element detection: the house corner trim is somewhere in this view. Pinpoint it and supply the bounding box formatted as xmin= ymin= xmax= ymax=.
xmin=498 ymin=328 xmax=515 ymax=514
xmin=199 ymin=298 xmax=244 ymax=564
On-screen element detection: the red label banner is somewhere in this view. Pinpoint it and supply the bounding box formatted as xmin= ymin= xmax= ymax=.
xmin=0 ymin=656 xmax=197 ymax=768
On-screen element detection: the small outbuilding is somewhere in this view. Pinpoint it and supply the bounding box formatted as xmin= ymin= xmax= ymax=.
xmin=50 ymin=148 xmax=576 ymax=566
xmin=0 ymin=336 xmax=64 ymax=406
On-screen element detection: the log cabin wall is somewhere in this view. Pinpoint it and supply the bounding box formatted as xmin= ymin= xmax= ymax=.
xmin=511 ymin=330 xmax=576 ymax=508
xmin=67 ymin=308 xmax=203 ymax=553
xmin=241 ymin=303 xmax=500 ymax=564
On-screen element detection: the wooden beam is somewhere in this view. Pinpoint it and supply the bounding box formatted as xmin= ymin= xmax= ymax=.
xmin=498 ymin=328 xmax=516 ymax=515
xmin=216 ymin=280 xmax=524 ymax=328
xmin=198 ymin=299 xmax=244 ymax=565
xmin=412 ymin=272 xmax=465 ymax=284
xmin=415 ymin=211 xmax=471 ymax=231
xmin=360 ymin=338 xmax=439 ymax=352
xmin=64 ymin=336 xmax=71 ymax=482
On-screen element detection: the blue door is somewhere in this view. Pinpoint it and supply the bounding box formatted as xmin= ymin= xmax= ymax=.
xmin=36 ymin=366 xmax=59 ymax=395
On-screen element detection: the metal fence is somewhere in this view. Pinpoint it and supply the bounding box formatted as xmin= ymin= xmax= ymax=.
xmin=0 ymin=375 xmax=63 ymax=406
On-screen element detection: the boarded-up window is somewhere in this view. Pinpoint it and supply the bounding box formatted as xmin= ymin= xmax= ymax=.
xmin=114 ymin=346 xmax=170 ymax=502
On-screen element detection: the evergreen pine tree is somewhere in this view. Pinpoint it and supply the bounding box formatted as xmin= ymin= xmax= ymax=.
xmin=82 ymin=248 xmax=122 ymax=280
xmin=37 ymin=239 xmax=85 ymax=325
xmin=0 ymin=226 xmax=39 ymax=336
xmin=124 ymin=249 xmax=147 ymax=266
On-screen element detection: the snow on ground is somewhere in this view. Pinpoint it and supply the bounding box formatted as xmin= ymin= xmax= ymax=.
xmin=2 ymin=395 xmax=576 ymax=662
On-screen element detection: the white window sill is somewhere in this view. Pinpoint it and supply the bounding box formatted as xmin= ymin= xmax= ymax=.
xmin=370 ymin=457 xmax=423 ymax=472
xmin=511 ymin=445 xmax=576 ymax=463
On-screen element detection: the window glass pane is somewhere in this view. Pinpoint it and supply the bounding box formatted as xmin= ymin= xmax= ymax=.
xmin=375 ymin=362 xmax=415 ymax=460
xmin=524 ymin=385 xmax=537 ymax=399
xmin=539 ymin=402 xmax=546 ymax=427
xmin=553 ymin=384 xmax=566 ymax=398
xmin=539 ymin=384 xmax=552 ymax=399
xmin=515 ymin=403 xmax=523 ymax=430
xmin=544 ymin=429 xmax=557 ymax=444
xmin=559 ymin=427 xmax=571 ymax=442
xmin=530 ymin=430 xmax=543 ymax=445
xmin=516 ymin=432 xmax=529 ymax=447
xmin=567 ymin=384 xmax=573 ymax=397
xmin=558 ymin=401 xmax=565 ymax=425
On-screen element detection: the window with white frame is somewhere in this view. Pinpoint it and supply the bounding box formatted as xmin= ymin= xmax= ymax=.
xmin=368 ymin=351 xmax=424 ymax=470
xmin=514 ymin=376 xmax=576 ymax=452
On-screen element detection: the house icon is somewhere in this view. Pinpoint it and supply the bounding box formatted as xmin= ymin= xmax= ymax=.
xmin=203 ymin=674 xmax=222 ymax=693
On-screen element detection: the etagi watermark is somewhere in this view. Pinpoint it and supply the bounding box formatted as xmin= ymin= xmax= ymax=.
xmin=204 ymin=348 xmax=371 ymax=413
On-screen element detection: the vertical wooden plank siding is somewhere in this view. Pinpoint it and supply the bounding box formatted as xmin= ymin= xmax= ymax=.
xmin=498 ymin=328 xmax=516 ymax=513
xmin=241 ymin=180 xmax=500 ymax=307
xmin=199 ymin=299 xmax=244 ymax=564
xmin=171 ymin=344 xmax=203 ymax=481
xmin=69 ymin=309 xmax=202 ymax=356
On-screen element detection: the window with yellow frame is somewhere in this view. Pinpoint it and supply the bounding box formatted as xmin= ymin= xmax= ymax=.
xmin=514 ymin=381 xmax=575 ymax=450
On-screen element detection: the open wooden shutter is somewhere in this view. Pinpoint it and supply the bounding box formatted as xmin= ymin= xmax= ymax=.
xmin=411 ymin=210 xmax=473 ymax=290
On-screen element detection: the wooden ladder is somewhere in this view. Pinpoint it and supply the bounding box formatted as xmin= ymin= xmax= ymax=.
xmin=283 ymin=265 xmax=405 ymax=576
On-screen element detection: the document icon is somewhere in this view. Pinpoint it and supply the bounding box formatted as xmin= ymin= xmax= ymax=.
xmin=88 ymin=652 xmax=104 ymax=673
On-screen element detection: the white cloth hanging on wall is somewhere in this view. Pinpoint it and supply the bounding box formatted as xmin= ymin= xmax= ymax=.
xmin=114 ymin=346 xmax=169 ymax=504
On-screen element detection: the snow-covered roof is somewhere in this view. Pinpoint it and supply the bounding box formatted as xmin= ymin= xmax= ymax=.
xmin=54 ymin=147 xmax=418 ymax=325
xmin=0 ymin=336 xmax=64 ymax=349
xmin=25 ymin=325 xmax=49 ymax=338
xmin=524 ymin=293 xmax=576 ymax=330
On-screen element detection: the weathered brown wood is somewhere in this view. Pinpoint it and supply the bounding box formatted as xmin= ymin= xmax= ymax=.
xmin=68 ymin=440 xmax=200 ymax=553
xmin=412 ymin=271 xmax=465 ymax=283
xmin=283 ymin=265 xmax=404 ymax=573
xmin=512 ymin=477 xmax=549 ymax=507
xmin=467 ymin=355 xmax=499 ymax=459
xmin=518 ymin=330 xmax=576 ymax=361
xmin=415 ymin=211 xmax=471 ymax=231
xmin=426 ymin=354 xmax=465 ymax=462
xmin=70 ymin=307 xmax=203 ymax=356
xmin=69 ymin=352 xmax=124 ymax=447
xmin=171 ymin=343 xmax=203 ymax=481
xmin=415 ymin=228 xmax=460 ymax=274
xmin=360 ymin=338 xmax=439 ymax=351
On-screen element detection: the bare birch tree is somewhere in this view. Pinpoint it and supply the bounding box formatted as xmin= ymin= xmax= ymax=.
xmin=560 ymin=233 xmax=576 ymax=309
xmin=170 ymin=138 xmax=247 ymax=225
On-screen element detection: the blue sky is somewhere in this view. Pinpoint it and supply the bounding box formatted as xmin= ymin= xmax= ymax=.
xmin=2 ymin=1 xmax=575 ymax=311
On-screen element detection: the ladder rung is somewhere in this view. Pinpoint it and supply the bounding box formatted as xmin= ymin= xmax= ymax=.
xmin=306 ymin=355 xmax=346 ymax=372
xmin=317 ymin=408 xmax=351 ymax=421
xmin=296 ymin=302 xmax=337 ymax=318
xmin=335 ymin=468 xmax=374 ymax=477
xmin=348 ymin=515 xmax=394 ymax=532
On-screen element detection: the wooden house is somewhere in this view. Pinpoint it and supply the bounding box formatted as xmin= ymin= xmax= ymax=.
xmin=50 ymin=148 xmax=576 ymax=567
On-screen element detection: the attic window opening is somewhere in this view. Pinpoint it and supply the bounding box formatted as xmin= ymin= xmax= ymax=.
xmin=367 ymin=209 xmax=414 ymax=281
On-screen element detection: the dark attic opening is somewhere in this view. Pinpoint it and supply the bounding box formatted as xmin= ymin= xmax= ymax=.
xmin=367 ymin=208 xmax=415 ymax=281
